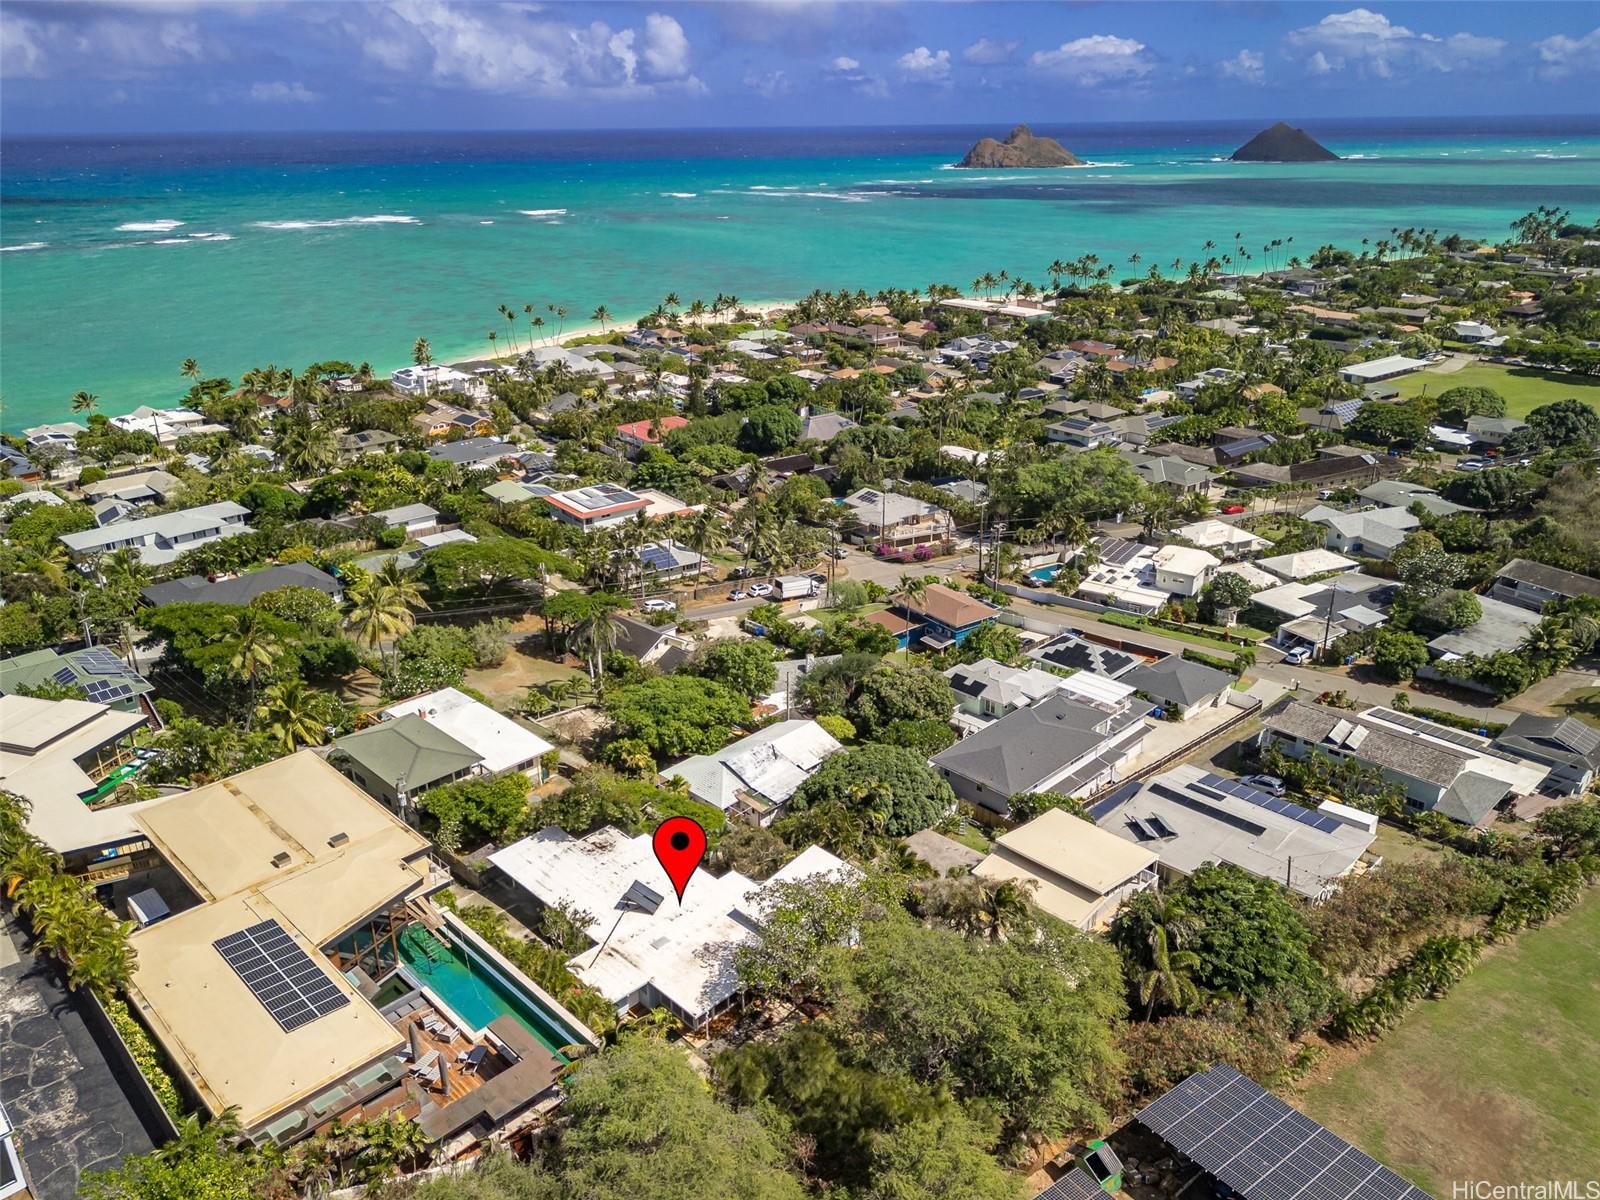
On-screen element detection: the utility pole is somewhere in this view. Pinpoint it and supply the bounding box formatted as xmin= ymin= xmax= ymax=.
xmin=76 ymin=591 xmax=94 ymax=648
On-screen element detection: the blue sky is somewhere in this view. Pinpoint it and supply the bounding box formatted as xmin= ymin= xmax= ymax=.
xmin=2 ymin=1 xmax=1596 ymax=134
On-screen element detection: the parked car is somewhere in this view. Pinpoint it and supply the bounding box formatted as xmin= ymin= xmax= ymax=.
xmin=1221 ymin=503 xmax=1247 ymax=515
xmin=1282 ymin=646 xmax=1312 ymax=665
xmin=728 ymin=565 xmax=754 ymax=579
xmin=728 ymin=588 xmax=748 ymax=601
xmin=828 ymin=547 xmax=849 ymax=560
xmin=1240 ymin=774 xmax=1286 ymax=797
xmin=748 ymin=582 xmax=774 ymax=597
xmin=642 ymin=598 xmax=676 ymax=613
xmin=1454 ymin=458 xmax=1488 ymax=472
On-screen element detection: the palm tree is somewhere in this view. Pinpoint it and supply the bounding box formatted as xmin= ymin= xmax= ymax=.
xmin=71 ymin=390 xmax=100 ymax=415
xmin=229 ymin=609 xmax=283 ymax=728
xmin=411 ymin=337 xmax=433 ymax=395
xmin=571 ymin=599 xmax=624 ymax=683
xmin=592 ymin=305 xmax=612 ymax=332
xmin=978 ymin=877 xmax=1036 ymax=943
xmin=346 ymin=568 xmax=425 ymax=664
xmin=1133 ymin=898 xmax=1202 ymax=1020
xmin=895 ymin=572 xmax=930 ymax=614
xmin=276 ymin=417 xmax=337 ymax=476
xmin=180 ymin=357 xmax=201 ymax=388
xmin=2 ymin=839 xmax=61 ymax=900
xmin=256 ymin=679 xmax=331 ymax=752
xmin=687 ymin=506 xmax=728 ymax=563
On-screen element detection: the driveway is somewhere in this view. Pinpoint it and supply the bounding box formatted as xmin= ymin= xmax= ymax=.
xmin=0 ymin=915 xmax=158 ymax=1199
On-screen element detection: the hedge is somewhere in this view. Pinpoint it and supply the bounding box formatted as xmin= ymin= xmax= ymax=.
xmin=104 ymin=994 xmax=185 ymax=1119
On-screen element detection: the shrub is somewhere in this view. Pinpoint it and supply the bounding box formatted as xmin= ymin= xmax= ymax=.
xmin=815 ymin=714 xmax=856 ymax=742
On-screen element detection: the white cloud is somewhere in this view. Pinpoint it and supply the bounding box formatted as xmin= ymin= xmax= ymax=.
xmin=743 ymin=68 xmax=790 ymax=99
xmin=361 ymin=1 xmax=703 ymax=98
xmin=1028 ymin=34 xmax=1154 ymax=86
xmin=1220 ymin=48 xmax=1265 ymax=84
xmin=1286 ymin=8 xmax=1505 ymax=78
xmin=250 ymin=80 xmax=318 ymax=103
xmin=1535 ymin=26 xmax=1600 ymax=77
xmin=897 ymin=45 xmax=950 ymax=81
xmin=826 ymin=54 xmax=887 ymax=98
xmin=1 ymin=7 xmax=208 ymax=80
xmin=962 ymin=37 xmax=1018 ymax=66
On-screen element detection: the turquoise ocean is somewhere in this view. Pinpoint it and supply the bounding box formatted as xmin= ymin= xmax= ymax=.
xmin=2 ymin=116 xmax=1598 ymax=431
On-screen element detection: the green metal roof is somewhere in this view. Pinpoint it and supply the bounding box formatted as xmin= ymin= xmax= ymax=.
xmin=332 ymin=714 xmax=481 ymax=790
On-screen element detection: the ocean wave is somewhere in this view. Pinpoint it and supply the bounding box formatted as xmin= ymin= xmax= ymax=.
xmin=860 ymin=178 xmax=935 ymax=185
xmin=188 ymin=232 xmax=233 ymax=241
xmin=661 ymin=192 xmax=698 ymax=198
xmin=253 ymin=214 xmax=421 ymax=229
xmin=116 ymin=219 xmax=185 ymax=232
xmin=518 ymin=208 xmax=567 ymax=218
xmin=1533 ymin=153 xmax=1578 ymax=159
xmin=744 ymin=189 xmax=872 ymax=202
xmin=1 ymin=241 xmax=48 ymax=252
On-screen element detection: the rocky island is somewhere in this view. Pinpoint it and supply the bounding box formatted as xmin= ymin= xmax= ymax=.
xmin=956 ymin=124 xmax=1082 ymax=168
xmin=1230 ymin=122 xmax=1340 ymax=162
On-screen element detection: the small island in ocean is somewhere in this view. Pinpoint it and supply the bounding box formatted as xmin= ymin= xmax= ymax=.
xmin=957 ymin=124 xmax=1082 ymax=168
xmin=1231 ymin=122 xmax=1340 ymax=162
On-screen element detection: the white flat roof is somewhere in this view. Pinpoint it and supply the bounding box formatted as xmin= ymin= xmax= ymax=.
xmin=381 ymin=687 xmax=552 ymax=776
xmin=1256 ymin=549 xmax=1360 ymax=580
xmin=1341 ymin=355 xmax=1430 ymax=380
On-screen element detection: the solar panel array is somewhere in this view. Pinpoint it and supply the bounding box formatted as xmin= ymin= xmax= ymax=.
xmin=1034 ymin=1170 xmax=1104 ymax=1200
xmin=1137 ymin=1063 xmax=1432 ymax=1200
xmin=84 ymin=678 xmax=136 ymax=704
xmin=1196 ymin=772 xmax=1345 ymax=834
xmin=638 ymin=543 xmax=678 ymax=572
xmin=1366 ymin=707 xmax=1493 ymax=751
xmin=1086 ymin=780 xmax=1140 ymax=821
xmin=214 ymin=919 xmax=350 ymax=1032
xmin=76 ymin=648 xmax=130 ymax=676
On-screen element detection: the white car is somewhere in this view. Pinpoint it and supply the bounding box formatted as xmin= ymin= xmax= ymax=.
xmin=748 ymin=582 xmax=774 ymax=598
xmin=642 ymin=598 xmax=677 ymax=613
xmin=1282 ymin=646 xmax=1311 ymax=665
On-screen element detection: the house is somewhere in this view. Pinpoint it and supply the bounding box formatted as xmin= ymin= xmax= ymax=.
xmin=381 ymin=688 xmax=554 ymax=783
xmin=1302 ymin=504 xmax=1419 ymax=559
xmin=836 ymin=488 xmax=951 ymax=548
xmin=973 ymin=808 xmax=1158 ymax=931
xmin=58 ymin=500 xmax=250 ymax=565
xmin=411 ymin=401 xmax=494 ymax=439
xmin=1489 ymin=558 xmax=1600 ymax=612
xmin=1073 ymin=538 xmax=1170 ymax=615
xmin=614 ymin=416 xmax=689 ymax=454
xmin=1126 ymin=454 xmax=1215 ymax=494
xmin=1288 ymin=303 xmax=1362 ymax=327
xmin=336 ymin=429 xmax=403 ymax=460
xmin=1355 ymin=480 xmax=1474 ymax=518
xmin=489 ymin=829 xmax=854 ymax=1027
xmin=0 ymin=646 xmax=154 ymax=717
xmin=1452 ymin=320 xmax=1498 ymax=342
xmin=109 ymin=406 xmax=207 ymax=444
xmin=1026 ymin=632 xmax=1139 ymax=678
xmin=92 ymin=497 xmax=142 ymax=527
xmin=391 ymin=364 xmax=483 ymax=399
xmin=1465 ymin=415 xmax=1527 ymax=446
xmin=1123 ymin=655 xmax=1233 ymax=720
xmin=945 ymin=658 xmax=1135 ymax=734
xmin=1046 ymin=417 xmax=1120 ymax=449
xmin=121 ymin=753 xmax=594 ymax=1151
xmin=331 ymin=715 xmax=484 ymax=811
xmin=482 ymin=480 xmax=556 ymax=506
xmin=1250 ymin=572 xmax=1395 ymax=653
xmin=142 ymin=562 xmax=343 ymax=608
xmin=425 ymin=437 xmax=517 ymax=469
xmin=79 ymin=469 xmax=184 ymax=507
xmin=1089 ymin=763 xmax=1376 ymax=900
xmin=1492 ymin=714 xmax=1600 ymax=796
xmin=1338 ymin=355 xmax=1431 ymax=384
xmin=930 ymin=692 xmax=1150 ymax=815
xmin=799 ymin=411 xmax=857 ymax=443
xmin=665 ymin=719 xmax=844 ymax=825
xmin=0 ymin=694 xmax=150 ymax=867
xmin=894 ymin=583 xmax=999 ymax=650
xmin=544 ymin=483 xmax=652 ymax=530
xmin=1422 ymin=594 xmax=1540 ymax=672
xmin=1173 ymin=520 xmax=1269 ymax=558
xmin=22 ymin=420 xmax=87 ymax=451
xmin=1258 ymin=702 xmax=1548 ymax=826
xmin=612 ymin=616 xmax=695 ymax=669
xmin=1150 ymin=545 xmax=1219 ymax=597
xmin=626 ymin=540 xmax=704 ymax=585
xmin=939 ymin=335 xmax=1016 ymax=369
xmin=370 ymin=502 xmax=441 ymax=538
xmin=1255 ymin=549 xmax=1360 ymax=581
xmin=0 ymin=445 xmax=42 ymax=482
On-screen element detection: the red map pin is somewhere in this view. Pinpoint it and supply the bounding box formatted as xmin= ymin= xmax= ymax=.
xmin=652 ymin=816 xmax=707 ymax=904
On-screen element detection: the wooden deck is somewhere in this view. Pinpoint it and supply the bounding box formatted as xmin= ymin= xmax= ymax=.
xmin=333 ymin=1002 xmax=509 ymax=1129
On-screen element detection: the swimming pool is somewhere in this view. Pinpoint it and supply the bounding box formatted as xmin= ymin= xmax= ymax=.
xmin=397 ymin=924 xmax=586 ymax=1061
xmin=1027 ymin=564 xmax=1063 ymax=584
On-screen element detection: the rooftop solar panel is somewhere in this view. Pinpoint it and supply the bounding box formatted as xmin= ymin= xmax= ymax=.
xmin=1086 ymin=780 xmax=1140 ymax=821
xmin=1146 ymin=815 xmax=1177 ymax=839
xmin=638 ymin=544 xmax=677 ymax=571
xmin=49 ymin=665 xmax=79 ymax=686
xmin=1135 ymin=1065 xmax=1432 ymax=1200
xmin=1034 ymin=1171 xmax=1104 ymax=1200
xmin=1126 ymin=818 xmax=1155 ymax=842
xmin=76 ymin=648 xmax=130 ymax=676
xmin=1198 ymin=774 xmax=1347 ymax=834
xmin=214 ymin=919 xmax=350 ymax=1033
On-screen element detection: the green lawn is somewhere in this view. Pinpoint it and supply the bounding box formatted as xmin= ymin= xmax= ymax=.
xmin=1393 ymin=363 xmax=1600 ymax=419
xmin=1551 ymin=687 xmax=1600 ymax=731
xmin=1299 ymin=889 xmax=1600 ymax=1195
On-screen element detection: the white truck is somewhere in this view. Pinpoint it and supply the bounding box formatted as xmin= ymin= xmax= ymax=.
xmin=775 ymin=575 xmax=820 ymax=601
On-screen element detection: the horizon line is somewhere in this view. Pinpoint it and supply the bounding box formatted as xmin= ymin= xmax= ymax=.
xmin=5 ymin=111 xmax=1600 ymax=140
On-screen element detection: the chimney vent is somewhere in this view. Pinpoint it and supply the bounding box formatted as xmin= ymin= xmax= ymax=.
xmin=328 ymin=832 xmax=350 ymax=848
xmin=270 ymin=851 xmax=292 ymax=868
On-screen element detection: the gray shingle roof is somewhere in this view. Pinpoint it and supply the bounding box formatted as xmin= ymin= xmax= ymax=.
xmin=1124 ymin=656 xmax=1232 ymax=708
xmin=142 ymin=562 xmax=341 ymax=608
xmin=931 ymin=693 xmax=1144 ymax=797
xmin=1495 ymin=558 xmax=1600 ymax=600
xmin=1494 ymin=713 xmax=1600 ymax=771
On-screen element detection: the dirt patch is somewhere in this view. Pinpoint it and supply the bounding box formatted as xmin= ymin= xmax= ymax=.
xmin=541 ymin=706 xmax=612 ymax=755
xmin=465 ymin=648 xmax=585 ymax=709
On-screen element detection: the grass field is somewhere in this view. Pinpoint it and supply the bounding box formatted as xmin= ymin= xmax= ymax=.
xmin=1298 ymin=889 xmax=1600 ymax=1195
xmin=1552 ymin=686 xmax=1600 ymax=731
xmin=1393 ymin=362 xmax=1600 ymax=418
